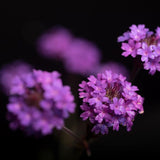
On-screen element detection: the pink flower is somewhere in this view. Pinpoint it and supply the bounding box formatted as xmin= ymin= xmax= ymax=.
xmin=118 ymin=24 xmax=160 ymax=75
xmin=6 ymin=69 xmax=76 ymax=135
xmin=79 ymin=70 xmax=144 ymax=135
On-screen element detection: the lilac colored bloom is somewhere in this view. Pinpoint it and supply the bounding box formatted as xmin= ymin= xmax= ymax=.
xmin=94 ymin=61 xmax=129 ymax=79
xmin=37 ymin=27 xmax=73 ymax=59
xmin=121 ymin=39 xmax=141 ymax=57
xmin=129 ymin=24 xmax=149 ymax=41
xmin=118 ymin=24 xmax=160 ymax=75
xmin=156 ymin=27 xmax=160 ymax=38
xmin=79 ymin=70 xmax=144 ymax=135
xmin=7 ymin=69 xmax=75 ymax=135
xmin=137 ymin=42 xmax=158 ymax=62
xmin=92 ymin=124 xmax=108 ymax=135
xmin=117 ymin=31 xmax=130 ymax=42
xmin=144 ymin=57 xmax=160 ymax=75
xmin=0 ymin=60 xmax=32 ymax=94
xmin=63 ymin=38 xmax=101 ymax=75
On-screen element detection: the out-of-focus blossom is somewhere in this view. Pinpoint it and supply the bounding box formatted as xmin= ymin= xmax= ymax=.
xmin=118 ymin=24 xmax=160 ymax=75
xmin=0 ymin=60 xmax=32 ymax=94
xmin=37 ymin=26 xmax=102 ymax=75
xmin=7 ymin=69 xmax=76 ymax=135
xmin=37 ymin=27 xmax=73 ymax=59
xmin=63 ymin=38 xmax=101 ymax=75
xmin=79 ymin=70 xmax=144 ymax=135
xmin=94 ymin=61 xmax=129 ymax=79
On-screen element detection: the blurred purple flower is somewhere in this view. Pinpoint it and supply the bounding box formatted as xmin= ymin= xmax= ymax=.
xmin=63 ymin=38 xmax=101 ymax=75
xmin=37 ymin=26 xmax=102 ymax=75
xmin=0 ymin=60 xmax=32 ymax=94
xmin=79 ymin=70 xmax=144 ymax=135
xmin=94 ymin=61 xmax=129 ymax=79
xmin=7 ymin=69 xmax=76 ymax=135
xmin=118 ymin=24 xmax=160 ymax=75
xmin=37 ymin=27 xmax=73 ymax=59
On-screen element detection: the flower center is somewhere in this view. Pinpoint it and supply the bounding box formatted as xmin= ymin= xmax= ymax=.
xmin=106 ymin=83 xmax=122 ymax=101
xmin=25 ymin=87 xmax=43 ymax=108
xmin=143 ymin=35 xmax=157 ymax=46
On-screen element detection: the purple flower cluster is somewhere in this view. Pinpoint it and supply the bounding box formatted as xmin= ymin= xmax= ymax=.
xmin=37 ymin=27 xmax=101 ymax=75
xmin=79 ymin=70 xmax=144 ymax=135
xmin=7 ymin=69 xmax=75 ymax=135
xmin=118 ymin=24 xmax=160 ymax=75
xmin=0 ymin=60 xmax=32 ymax=94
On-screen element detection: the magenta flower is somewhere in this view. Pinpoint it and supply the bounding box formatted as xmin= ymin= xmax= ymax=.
xmin=7 ymin=69 xmax=76 ymax=135
xmin=118 ymin=24 xmax=160 ymax=75
xmin=79 ymin=70 xmax=144 ymax=135
xmin=121 ymin=39 xmax=141 ymax=57
xmin=0 ymin=60 xmax=32 ymax=94
xmin=144 ymin=57 xmax=160 ymax=75
xmin=63 ymin=38 xmax=101 ymax=75
xmin=117 ymin=31 xmax=130 ymax=42
xmin=37 ymin=27 xmax=73 ymax=59
xmin=129 ymin=24 xmax=149 ymax=41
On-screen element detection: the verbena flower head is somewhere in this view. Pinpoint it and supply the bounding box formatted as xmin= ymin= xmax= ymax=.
xmin=118 ymin=24 xmax=160 ymax=75
xmin=94 ymin=61 xmax=129 ymax=79
xmin=7 ymin=69 xmax=75 ymax=135
xmin=37 ymin=27 xmax=73 ymax=59
xmin=63 ymin=38 xmax=101 ymax=75
xmin=0 ymin=60 xmax=32 ymax=94
xmin=79 ymin=70 xmax=144 ymax=135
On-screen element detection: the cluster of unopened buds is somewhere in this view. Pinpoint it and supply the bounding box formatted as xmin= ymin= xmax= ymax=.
xmin=0 ymin=24 xmax=159 ymax=156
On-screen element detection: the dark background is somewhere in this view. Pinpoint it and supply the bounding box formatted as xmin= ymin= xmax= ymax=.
xmin=0 ymin=1 xmax=160 ymax=160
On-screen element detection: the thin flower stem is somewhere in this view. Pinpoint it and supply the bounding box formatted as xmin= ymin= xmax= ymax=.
xmin=82 ymin=139 xmax=91 ymax=156
xmin=62 ymin=126 xmax=81 ymax=142
xmin=62 ymin=126 xmax=91 ymax=157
